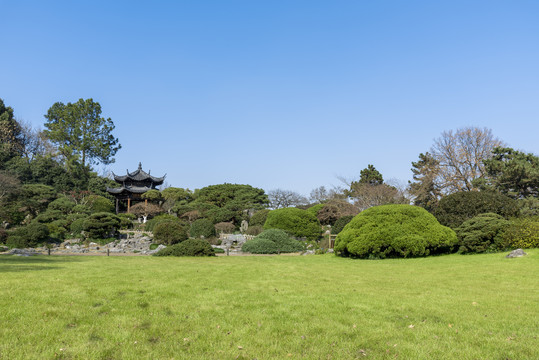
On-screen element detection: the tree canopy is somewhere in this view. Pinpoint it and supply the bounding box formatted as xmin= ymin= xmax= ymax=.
xmin=44 ymin=98 xmax=121 ymax=168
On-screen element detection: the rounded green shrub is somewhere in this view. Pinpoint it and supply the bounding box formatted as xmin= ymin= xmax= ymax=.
xmin=456 ymin=213 xmax=510 ymax=254
xmin=117 ymin=213 xmax=136 ymax=229
xmin=87 ymin=195 xmax=115 ymax=213
xmin=47 ymin=197 xmax=75 ymax=213
xmin=335 ymin=204 xmax=457 ymax=258
xmin=70 ymin=217 xmax=87 ymax=236
xmin=153 ymin=221 xmax=188 ymax=245
xmin=7 ymin=223 xmax=50 ymax=248
xmin=190 ymin=218 xmax=216 ymax=239
xmin=154 ymin=239 xmax=215 ymax=257
xmin=264 ymin=208 xmax=321 ymax=240
xmin=256 ymin=228 xmax=303 ymax=253
xmin=82 ymin=212 xmax=121 ymax=239
xmin=331 ymin=215 xmax=354 ymax=234
xmin=6 ymin=235 xmax=28 ymax=249
xmin=249 ymin=210 xmax=270 ymax=227
xmin=306 ymin=203 xmax=325 ymax=218
xmin=501 ymin=217 xmax=539 ymax=249
xmin=241 ymin=238 xmax=279 ymax=254
xmin=145 ymin=214 xmax=181 ymax=232
xmin=432 ymin=191 xmax=519 ymax=229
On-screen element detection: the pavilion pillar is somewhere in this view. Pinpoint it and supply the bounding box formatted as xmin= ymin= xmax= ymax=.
xmin=127 ymin=198 xmax=131 ymax=213
xmin=115 ymin=198 xmax=119 ymax=214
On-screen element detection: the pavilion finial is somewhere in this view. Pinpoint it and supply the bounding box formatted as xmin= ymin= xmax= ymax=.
xmin=138 ymin=162 xmax=142 ymax=170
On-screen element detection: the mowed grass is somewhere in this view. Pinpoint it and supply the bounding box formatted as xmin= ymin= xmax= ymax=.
xmin=0 ymin=252 xmax=537 ymax=359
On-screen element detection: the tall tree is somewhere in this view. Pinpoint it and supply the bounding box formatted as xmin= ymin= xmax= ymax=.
xmin=408 ymin=152 xmax=442 ymax=211
xmin=345 ymin=165 xmax=408 ymax=210
xmin=44 ymin=98 xmax=121 ymax=168
xmin=483 ymin=147 xmax=539 ymax=199
xmin=431 ymin=127 xmax=504 ymax=193
xmin=0 ymin=99 xmax=24 ymax=164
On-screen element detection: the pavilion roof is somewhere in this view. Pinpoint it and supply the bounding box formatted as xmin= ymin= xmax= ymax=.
xmin=106 ymin=185 xmax=152 ymax=195
xmin=112 ymin=162 xmax=165 ymax=184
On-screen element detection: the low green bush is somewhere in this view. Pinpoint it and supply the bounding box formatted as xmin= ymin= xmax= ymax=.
xmin=331 ymin=215 xmax=354 ymax=234
xmin=241 ymin=238 xmax=279 ymax=254
xmin=190 ymin=218 xmax=216 ymax=239
xmin=256 ymin=228 xmax=303 ymax=253
xmin=501 ymin=217 xmax=539 ymax=249
xmin=82 ymin=212 xmax=121 ymax=239
xmin=153 ymin=221 xmax=188 ymax=245
xmin=154 ymin=239 xmax=215 ymax=257
xmin=6 ymin=222 xmax=50 ymax=248
xmin=118 ymin=213 xmax=136 ymax=230
xmin=47 ymin=197 xmax=76 ymax=213
xmin=213 ymin=247 xmax=225 ymax=253
xmin=456 ymin=213 xmax=510 ymax=254
xmin=249 ymin=210 xmax=270 ymax=227
xmin=264 ymin=208 xmax=321 ymax=240
xmin=245 ymin=225 xmax=263 ymax=236
xmin=306 ymin=204 xmax=325 ymax=218
xmin=87 ymin=195 xmax=115 ymax=213
xmin=335 ymin=204 xmax=457 ymax=258
xmin=70 ymin=217 xmax=87 ymax=236
xmin=145 ymin=214 xmax=181 ymax=232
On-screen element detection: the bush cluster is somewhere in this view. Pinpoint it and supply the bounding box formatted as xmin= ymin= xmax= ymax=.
xmin=249 ymin=210 xmax=270 ymax=227
xmin=154 ymin=239 xmax=215 ymax=257
xmin=242 ymin=229 xmax=303 ymax=254
xmin=501 ymin=217 xmax=539 ymax=249
xmin=82 ymin=212 xmax=121 ymax=239
xmin=432 ymin=191 xmax=519 ymax=229
xmin=335 ymin=204 xmax=457 ymax=258
xmin=145 ymin=214 xmax=181 ymax=232
xmin=6 ymin=222 xmax=50 ymax=248
xmin=153 ymin=221 xmax=188 ymax=246
xmin=456 ymin=213 xmax=510 ymax=254
xmin=331 ymin=215 xmax=354 ymax=235
xmin=189 ymin=218 xmax=216 ymax=239
xmin=264 ymin=208 xmax=321 ymax=240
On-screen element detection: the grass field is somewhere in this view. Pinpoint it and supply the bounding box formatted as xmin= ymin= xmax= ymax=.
xmin=1 ymin=251 xmax=537 ymax=359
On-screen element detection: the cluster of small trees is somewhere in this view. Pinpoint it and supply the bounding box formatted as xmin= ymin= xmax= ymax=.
xmin=1 ymin=96 xmax=538 ymax=258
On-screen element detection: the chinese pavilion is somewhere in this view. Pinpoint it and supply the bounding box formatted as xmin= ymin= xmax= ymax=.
xmin=106 ymin=163 xmax=165 ymax=214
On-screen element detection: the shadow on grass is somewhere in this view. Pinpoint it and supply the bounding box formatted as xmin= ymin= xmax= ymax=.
xmin=0 ymin=255 xmax=83 ymax=272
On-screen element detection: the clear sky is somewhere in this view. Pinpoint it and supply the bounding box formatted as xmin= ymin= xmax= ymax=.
xmin=2 ymin=1 xmax=538 ymax=196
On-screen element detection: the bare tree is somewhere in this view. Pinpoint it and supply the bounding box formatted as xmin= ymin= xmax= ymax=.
xmin=431 ymin=127 xmax=504 ymax=193
xmin=267 ymin=189 xmax=309 ymax=209
xmin=130 ymin=202 xmax=162 ymax=223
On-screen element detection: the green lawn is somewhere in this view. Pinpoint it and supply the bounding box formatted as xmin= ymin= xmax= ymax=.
xmin=1 ymin=251 xmax=537 ymax=359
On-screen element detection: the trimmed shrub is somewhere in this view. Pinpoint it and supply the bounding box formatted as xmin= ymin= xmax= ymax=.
xmin=82 ymin=212 xmax=121 ymax=239
xmin=70 ymin=217 xmax=87 ymax=236
xmin=331 ymin=215 xmax=354 ymax=235
xmin=242 ymin=229 xmax=303 ymax=254
xmin=245 ymin=225 xmax=263 ymax=236
xmin=432 ymin=191 xmax=519 ymax=229
xmin=335 ymin=204 xmax=457 ymax=258
xmin=501 ymin=217 xmax=539 ymax=249
xmin=190 ymin=218 xmax=216 ymax=239
xmin=145 ymin=214 xmax=181 ymax=232
xmin=249 ymin=210 xmax=270 ymax=227
xmin=215 ymin=222 xmax=235 ymax=234
xmin=306 ymin=203 xmax=325 ymax=218
xmin=118 ymin=213 xmax=136 ymax=229
xmin=33 ymin=210 xmax=64 ymax=224
xmin=72 ymin=204 xmax=92 ymax=215
xmin=241 ymin=238 xmax=279 ymax=254
xmin=7 ymin=222 xmax=50 ymax=248
xmin=456 ymin=213 xmax=510 ymax=254
xmin=154 ymin=239 xmax=215 ymax=257
xmin=153 ymin=221 xmax=188 ymax=245
xmin=47 ymin=197 xmax=75 ymax=213
xmin=264 ymin=208 xmax=321 ymax=240
xmin=87 ymin=195 xmax=115 ymax=213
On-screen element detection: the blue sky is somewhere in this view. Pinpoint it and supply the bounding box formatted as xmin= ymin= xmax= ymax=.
xmin=2 ymin=1 xmax=538 ymax=195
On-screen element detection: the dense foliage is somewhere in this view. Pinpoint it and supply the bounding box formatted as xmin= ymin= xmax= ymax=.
xmin=432 ymin=191 xmax=519 ymax=229
xmin=455 ymin=213 xmax=510 ymax=254
xmin=264 ymin=207 xmax=321 ymax=240
xmin=189 ymin=218 xmax=216 ymax=239
xmin=335 ymin=205 xmax=457 ymax=258
xmin=242 ymin=228 xmax=303 ymax=254
xmin=6 ymin=222 xmax=50 ymax=248
xmin=154 ymin=239 xmax=216 ymax=257
xmin=82 ymin=212 xmax=121 ymax=240
xmin=501 ymin=217 xmax=539 ymax=249
xmin=153 ymin=221 xmax=189 ymax=245
xmin=249 ymin=209 xmax=270 ymax=227
xmin=331 ymin=215 xmax=354 ymax=234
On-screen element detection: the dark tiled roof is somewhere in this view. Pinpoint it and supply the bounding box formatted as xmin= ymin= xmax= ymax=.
xmin=106 ymin=185 xmax=152 ymax=195
xmin=112 ymin=162 xmax=165 ymax=184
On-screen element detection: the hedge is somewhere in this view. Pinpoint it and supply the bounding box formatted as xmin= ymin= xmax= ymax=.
xmin=264 ymin=208 xmax=321 ymax=240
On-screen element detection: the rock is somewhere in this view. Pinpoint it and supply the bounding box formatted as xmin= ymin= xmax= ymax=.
xmin=506 ymin=249 xmax=527 ymax=258
xmin=327 ymin=248 xmax=334 ymax=253
xmin=302 ymin=250 xmax=315 ymax=256
xmin=146 ymin=244 xmax=167 ymax=255
xmin=7 ymin=248 xmax=39 ymax=256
